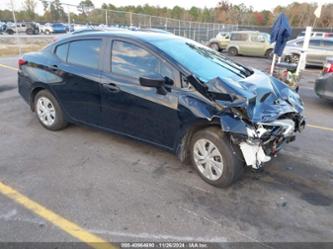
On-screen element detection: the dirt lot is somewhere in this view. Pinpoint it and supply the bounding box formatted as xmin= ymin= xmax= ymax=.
xmin=0 ymin=35 xmax=55 ymax=56
xmin=0 ymin=54 xmax=332 ymax=247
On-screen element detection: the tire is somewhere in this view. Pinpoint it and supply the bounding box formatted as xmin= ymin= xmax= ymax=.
xmin=190 ymin=127 xmax=244 ymax=187
xmin=34 ymin=90 xmax=67 ymax=131
xmin=7 ymin=29 xmax=14 ymax=35
xmin=291 ymin=54 xmax=300 ymax=64
xmin=209 ymin=43 xmax=220 ymax=51
xmin=284 ymin=55 xmax=292 ymax=63
xmin=228 ymin=47 xmax=238 ymax=56
xmin=26 ymin=29 xmax=33 ymax=35
xmin=265 ymin=49 xmax=273 ymax=59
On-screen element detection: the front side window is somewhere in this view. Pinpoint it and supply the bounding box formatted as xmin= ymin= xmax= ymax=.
xmin=230 ymin=33 xmax=248 ymax=41
xmin=111 ymin=40 xmax=177 ymax=82
xmin=231 ymin=33 xmax=248 ymax=41
xmin=67 ymin=39 xmax=102 ymax=69
xmin=55 ymin=43 xmax=69 ymax=62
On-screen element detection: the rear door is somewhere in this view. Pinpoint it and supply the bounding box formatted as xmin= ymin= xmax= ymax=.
xmin=50 ymin=38 xmax=104 ymax=126
xmin=100 ymin=39 xmax=182 ymax=148
xmin=248 ymin=34 xmax=265 ymax=56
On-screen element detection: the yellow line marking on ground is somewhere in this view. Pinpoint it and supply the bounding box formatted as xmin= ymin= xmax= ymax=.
xmin=0 ymin=63 xmax=18 ymax=71
xmin=308 ymin=124 xmax=333 ymax=132
xmin=0 ymin=181 xmax=117 ymax=249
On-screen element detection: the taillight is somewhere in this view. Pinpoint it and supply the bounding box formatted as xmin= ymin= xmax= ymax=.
xmin=18 ymin=58 xmax=27 ymax=66
xmin=323 ymin=63 xmax=333 ymax=74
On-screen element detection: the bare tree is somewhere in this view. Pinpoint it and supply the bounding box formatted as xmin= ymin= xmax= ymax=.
xmin=23 ymin=0 xmax=37 ymax=20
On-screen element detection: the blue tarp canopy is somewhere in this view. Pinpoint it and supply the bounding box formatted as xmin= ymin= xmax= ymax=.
xmin=270 ymin=13 xmax=292 ymax=57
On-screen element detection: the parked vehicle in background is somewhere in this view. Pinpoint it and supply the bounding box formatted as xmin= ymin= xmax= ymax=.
xmin=283 ymin=38 xmax=333 ymax=67
xmin=139 ymin=28 xmax=173 ymax=34
xmin=226 ymin=31 xmax=274 ymax=58
xmin=51 ymin=23 xmax=67 ymax=33
xmin=17 ymin=31 xmax=305 ymax=187
xmin=0 ymin=22 xmax=6 ymax=34
xmin=65 ymin=24 xmax=74 ymax=32
xmin=207 ymin=32 xmax=230 ymax=51
xmin=297 ymin=31 xmax=333 ymax=39
xmin=315 ymin=57 xmax=333 ymax=100
xmin=40 ymin=23 xmax=54 ymax=34
xmin=5 ymin=22 xmax=39 ymax=35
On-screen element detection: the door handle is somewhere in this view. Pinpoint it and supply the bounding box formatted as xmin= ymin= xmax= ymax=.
xmin=50 ymin=64 xmax=58 ymax=71
xmin=103 ymin=83 xmax=120 ymax=93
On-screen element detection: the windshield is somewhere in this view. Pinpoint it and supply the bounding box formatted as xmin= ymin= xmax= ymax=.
xmin=150 ymin=38 xmax=252 ymax=82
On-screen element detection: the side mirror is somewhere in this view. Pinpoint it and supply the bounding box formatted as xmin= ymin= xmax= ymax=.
xmin=139 ymin=73 xmax=167 ymax=95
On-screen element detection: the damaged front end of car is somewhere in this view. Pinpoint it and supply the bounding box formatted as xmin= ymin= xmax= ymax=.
xmin=187 ymin=69 xmax=306 ymax=169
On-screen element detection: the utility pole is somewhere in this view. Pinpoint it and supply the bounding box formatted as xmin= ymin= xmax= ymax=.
xmin=67 ymin=5 xmax=70 ymax=30
xmin=105 ymin=10 xmax=108 ymax=26
xmin=10 ymin=0 xmax=21 ymax=55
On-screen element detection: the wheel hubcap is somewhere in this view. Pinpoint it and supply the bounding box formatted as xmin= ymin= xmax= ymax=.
xmin=193 ymin=139 xmax=224 ymax=181
xmin=36 ymin=97 xmax=56 ymax=126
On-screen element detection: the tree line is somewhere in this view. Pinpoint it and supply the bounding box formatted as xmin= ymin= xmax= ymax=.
xmin=0 ymin=0 xmax=332 ymax=28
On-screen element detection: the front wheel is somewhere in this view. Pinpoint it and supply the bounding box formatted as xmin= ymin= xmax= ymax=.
xmin=265 ymin=49 xmax=273 ymax=59
xmin=209 ymin=43 xmax=220 ymax=51
xmin=34 ymin=90 xmax=67 ymax=131
xmin=190 ymin=127 xmax=244 ymax=187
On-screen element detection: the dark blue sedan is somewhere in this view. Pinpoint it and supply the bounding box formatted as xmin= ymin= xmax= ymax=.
xmin=51 ymin=23 xmax=67 ymax=33
xmin=18 ymin=31 xmax=305 ymax=187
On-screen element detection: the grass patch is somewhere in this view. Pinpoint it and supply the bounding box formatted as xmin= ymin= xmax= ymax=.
xmin=0 ymin=44 xmax=47 ymax=57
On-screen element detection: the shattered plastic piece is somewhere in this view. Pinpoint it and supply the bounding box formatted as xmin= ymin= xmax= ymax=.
xmin=239 ymin=142 xmax=271 ymax=169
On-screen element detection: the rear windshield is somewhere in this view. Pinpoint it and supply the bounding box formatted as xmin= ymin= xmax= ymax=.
xmin=150 ymin=38 xmax=252 ymax=82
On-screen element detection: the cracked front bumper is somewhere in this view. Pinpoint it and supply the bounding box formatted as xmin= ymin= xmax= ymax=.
xmin=227 ymin=116 xmax=305 ymax=169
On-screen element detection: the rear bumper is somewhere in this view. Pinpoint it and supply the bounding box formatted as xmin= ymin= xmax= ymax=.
xmin=18 ymin=71 xmax=32 ymax=105
xmin=315 ymin=73 xmax=333 ymax=100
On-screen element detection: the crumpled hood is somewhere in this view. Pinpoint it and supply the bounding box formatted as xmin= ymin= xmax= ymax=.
xmin=205 ymin=69 xmax=304 ymax=123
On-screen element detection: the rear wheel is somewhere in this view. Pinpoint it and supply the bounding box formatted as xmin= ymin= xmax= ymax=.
xmin=265 ymin=49 xmax=273 ymax=59
xmin=34 ymin=90 xmax=67 ymax=131
xmin=190 ymin=127 xmax=244 ymax=187
xmin=228 ymin=47 xmax=238 ymax=56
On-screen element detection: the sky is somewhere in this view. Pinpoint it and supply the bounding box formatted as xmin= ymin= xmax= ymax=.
xmin=0 ymin=0 xmax=329 ymax=13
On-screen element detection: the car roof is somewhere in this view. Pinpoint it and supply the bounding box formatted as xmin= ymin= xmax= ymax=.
xmin=60 ymin=30 xmax=182 ymax=43
xmin=231 ymin=31 xmax=260 ymax=34
xmin=291 ymin=37 xmax=333 ymax=42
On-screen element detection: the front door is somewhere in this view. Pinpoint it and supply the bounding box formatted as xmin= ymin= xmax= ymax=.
xmin=100 ymin=39 xmax=182 ymax=148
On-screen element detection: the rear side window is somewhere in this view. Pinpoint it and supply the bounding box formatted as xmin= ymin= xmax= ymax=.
xmin=55 ymin=43 xmax=68 ymax=62
xmin=111 ymin=40 xmax=177 ymax=82
xmin=67 ymin=39 xmax=102 ymax=69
